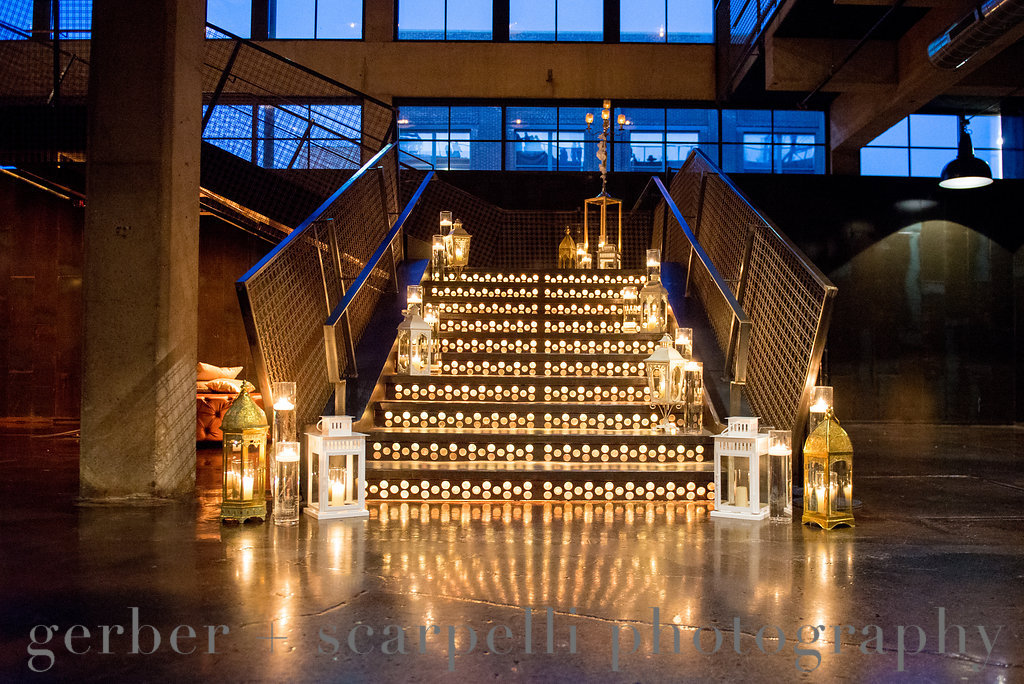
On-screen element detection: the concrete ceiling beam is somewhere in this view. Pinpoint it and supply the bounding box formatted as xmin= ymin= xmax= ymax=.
xmin=766 ymin=36 xmax=897 ymax=92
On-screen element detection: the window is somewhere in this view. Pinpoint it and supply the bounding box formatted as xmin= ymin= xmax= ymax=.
xmin=399 ymin=106 xmax=501 ymax=169
xmin=272 ymin=0 xmax=362 ymax=39
xmin=620 ymin=0 xmax=712 ymax=43
xmin=207 ymin=0 xmax=251 ymax=37
xmin=505 ymin=106 xmax=602 ymax=170
xmin=51 ymin=0 xmax=92 ymax=39
xmin=509 ymin=0 xmax=603 ymax=41
xmin=398 ymin=0 xmax=493 ymax=40
xmin=722 ymin=109 xmax=825 ymax=173
xmin=0 ymin=0 xmax=33 ymax=39
xmin=861 ymin=113 xmax=1011 ymax=179
xmin=203 ymin=103 xmax=362 ymax=169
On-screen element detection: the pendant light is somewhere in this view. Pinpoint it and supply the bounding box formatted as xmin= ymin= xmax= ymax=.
xmin=939 ymin=115 xmax=993 ymax=189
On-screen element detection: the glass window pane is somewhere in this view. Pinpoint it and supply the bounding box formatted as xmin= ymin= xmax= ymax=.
xmin=510 ymin=0 xmax=555 ymax=40
xmin=967 ymin=115 xmax=1001 ymax=150
xmin=668 ymin=0 xmax=712 ymax=43
xmin=773 ymin=110 xmax=825 ymax=140
xmin=317 ymin=0 xmax=362 ymax=39
xmin=621 ymin=0 xmax=665 ymax=43
xmin=0 ymin=0 xmax=33 ymax=39
xmin=618 ymin=132 xmax=666 ymax=171
xmin=207 ymin=0 xmax=251 ymax=37
xmin=53 ymin=0 xmax=91 ymax=38
xmin=465 ymin=140 xmax=502 ymax=170
xmin=310 ymin=103 xmax=362 ymax=141
xmin=775 ymin=138 xmax=820 ymax=174
xmin=910 ymin=114 xmax=957 ymax=148
xmin=742 ymin=133 xmax=772 ymax=172
xmin=398 ymin=0 xmax=444 ymax=39
xmin=973 ymin=147 xmax=1002 ymax=179
xmin=721 ymin=109 xmax=771 ymax=143
xmin=860 ymin=147 xmax=909 ymax=176
xmin=667 ymin=131 xmax=700 ymax=167
xmin=557 ymin=0 xmax=602 ymax=41
xmin=865 ymin=117 xmax=908 ymax=147
xmin=910 ymin=147 xmax=952 ymax=177
xmin=451 ymin=105 xmax=502 ymax=141
xmin=447 ymin=0 xmax=492 ymax=40
xmin=273 ymin=0 xmax=315 ymax=38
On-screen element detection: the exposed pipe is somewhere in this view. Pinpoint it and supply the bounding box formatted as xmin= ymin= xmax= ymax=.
xmin=928 ymin=0 xmax=1024 ymax=69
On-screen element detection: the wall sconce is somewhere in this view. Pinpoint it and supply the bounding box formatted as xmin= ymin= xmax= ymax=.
xmin=305 ymin=416 xmax=368 ymax=520
xmin=711 ymin=417 xmax=769 ymax=520
xmin=396 ymin=308 xmax=433 ymax=376
xmin=644 ymin=334 xmax=685 ymax=432
xmin=802 ymin=408 xmax=855 ymax=530
xmin=585 ymin=111 xmax=594 ymax=130
xmin=220 ymin=385 xmax=268 ymax=523
xmin=617 ymin=113 xmax=626 ymax=131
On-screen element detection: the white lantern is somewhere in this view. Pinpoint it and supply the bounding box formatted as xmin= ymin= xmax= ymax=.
xmin=597 ymin=242 xmax=620 ymax=270
xmin=647 ymin=248 xmax=662 ymax=282
xmin=639 ymin=277 xmax=669 ymax=333
xmin=396 ymin=309 xmax=433 ymax=375
xmin=445 ymin=219 xmax=471 ymax=276
xmin=622 ymin=286 xmax=640 ymax=333
xmin=644 ymin=334 xmax=685 ymax=431
xmin=809 ymin=385 xmax=833 ymax=432
xmin=305 ymin=415 xmax=367 ymax=520
xmin=711 ymin=417 xmax=769 ymax=520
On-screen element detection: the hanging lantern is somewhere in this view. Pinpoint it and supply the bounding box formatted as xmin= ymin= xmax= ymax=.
xmin=647 ymin=248 xmax=662 ymax=282
xmin=622 ymin=286 xmax=641 ymax=333
xmin=558 ymin=227 xmax=577 ymax=268
xmin=422 ymin=302 xmax=442 ymax=373
xmin=445 ymin=219 xmax=471 ymax=277
xmin=809 ymin=385 xmax=833 ymax=433
xmin=802 ymin=408 xmax=855 ymax=530
xmin=682 ymin=360 xmax=704 ymax=434
xmin=305 ymin=415 xmax=368 ymax=520
xmin=711 ymin=417 xmax=769 ymax=520
xmin=639 ymin=277 xmax=669 ymax=333
xmin=220 ymin=384 xmax=268 ymax=523
xmin=432 ymin=235 xmax=446 ymax=281
xmin=768 ymin=429 xmax=792 ymax=520
xmin=396 ymin=309 xmax=433 ymax=375
xmin=644 ymin=334 xmax=685 ymax=432
xmin=674 ymin=327 xmax=692 ymax=359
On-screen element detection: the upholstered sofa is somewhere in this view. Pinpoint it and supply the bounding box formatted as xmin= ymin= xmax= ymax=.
xmin=195 ymin=362 xmax=262 ymax=442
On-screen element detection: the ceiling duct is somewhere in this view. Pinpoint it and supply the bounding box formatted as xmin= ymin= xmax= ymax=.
xmin=928 ymin=0 xmax=1024 ymax=69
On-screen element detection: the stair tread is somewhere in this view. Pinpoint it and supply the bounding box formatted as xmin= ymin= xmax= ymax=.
xmin=368 ymin=461 xmax=713 ymax=472
xmin=369 ymin=426 xmax=709 ymax=437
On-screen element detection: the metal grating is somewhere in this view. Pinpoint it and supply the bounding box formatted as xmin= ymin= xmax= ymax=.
xmin=660 ymin=150 xmax=836 ymax=434
xmin=400 ymin=173 xmax=653 ymax=269
xmin=238 ymin=145 xmax=402 ymax=434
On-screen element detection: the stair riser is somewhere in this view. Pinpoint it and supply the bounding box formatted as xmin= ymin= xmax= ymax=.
xmin=367 ymin=439 xmax=710 ymax=466
xmin=429 ymin=359 xmax=648 ymax=377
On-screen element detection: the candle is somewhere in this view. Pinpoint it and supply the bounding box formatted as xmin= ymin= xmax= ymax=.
xmin=768 ymin=445 xmax=791 ymax=456
xmin=734 ymin=485 xmax=749 ymax=508
xmin=810 ymin=400 xmax=830 ymax=413
xmin=276 ymin=444 xmax=299 ymax=462
xmin=329 ymin=476 xmax=345 ymax=506
xmin=242 ymin=474 xmax=254 ymax=500
xmin=274 ymin=398 xmax=294 ymax=411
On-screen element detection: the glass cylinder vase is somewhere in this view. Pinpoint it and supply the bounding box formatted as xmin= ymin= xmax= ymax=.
xmin=273 ymin=441 xmax=301 ymax=526
xmin=272 ymin=381 xmax=297 ymax=445
xmin=768 ymin=429 xmax=793 ymax=519
xmin=682 ymin=361 xmax=703 ymax=434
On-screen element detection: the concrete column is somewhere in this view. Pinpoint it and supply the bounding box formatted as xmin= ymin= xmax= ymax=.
xmin=81 ymin=0 xmax=204 ymax=499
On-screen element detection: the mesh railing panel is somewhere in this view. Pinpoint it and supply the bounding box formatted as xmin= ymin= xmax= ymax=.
xmin=239 ymin=146 xmax=401 ymax=432
xmin=400 ymin=175 xmax=653 ymax=269
xmin=661 ymin=150 xmax=835 ymax=431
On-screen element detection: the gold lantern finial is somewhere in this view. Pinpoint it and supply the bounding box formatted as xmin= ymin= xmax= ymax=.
xmin=802 ymin=408 xmax=855 ymax=530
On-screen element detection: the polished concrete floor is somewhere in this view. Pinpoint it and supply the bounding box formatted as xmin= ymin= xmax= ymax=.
xmin=1 ymin=423 xmax=1022 ymax=682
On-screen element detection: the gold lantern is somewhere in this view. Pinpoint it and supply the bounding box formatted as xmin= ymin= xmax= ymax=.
xmin=396 ymin=309 xmax=433 ymax=375
xmin=639 ymin=277 xmax=669 ymax=333
xmin=220 ymin=384 xmax=268 ymax=523
xmin=622 ymin=285 xmax=640 ymax=333
xmin=644 ymin=334 xmax=685 ymax=432
xmin=445 ymin=219 xmax=471 ymax=277
xmin=558 ymin=227 xmax=577 ymax=268
xmin=802 ymin=408 xmax=855 ymax=530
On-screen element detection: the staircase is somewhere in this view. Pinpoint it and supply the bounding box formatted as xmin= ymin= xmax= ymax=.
xmin=363 ymin=268 xmax=716 ymax=504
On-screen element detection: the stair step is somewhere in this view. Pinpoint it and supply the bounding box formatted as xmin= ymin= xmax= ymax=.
xmin=377 ymin=402 xmax=664 ymax=430
xmin=430 ymin=356 xmax=649 ymax=377
xmin=387 ymin=375 xmax=649 ymax=400
xmin=439 ymin=302 xmax=624 ymax=317
xmin=438 ymin=336 xmax=659 ymax=356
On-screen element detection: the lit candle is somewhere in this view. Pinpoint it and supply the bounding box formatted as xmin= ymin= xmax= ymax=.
xmin=242 ymin=474 xmax=254 ymax=500
xmin=274 ymin=398 xmax=294 ymax=411
xmin=810 ymin=400 xmax=829 ymax=413
xmin=768 ymin=445 xmax=791 ymax=457
xmin=329 ymin=476 xmax=345 ymax=506
xmin=276 ymin=444 xmax=299 ymax=462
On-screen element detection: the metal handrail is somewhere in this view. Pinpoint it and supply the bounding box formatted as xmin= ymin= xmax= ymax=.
xmin=653 ymin=176 xmax=752 ymax=389
xmin=237 ymin=143 xmax=395 ymax=284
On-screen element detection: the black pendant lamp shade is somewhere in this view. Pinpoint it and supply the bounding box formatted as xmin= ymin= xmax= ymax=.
xmin=939 ymin=115 xmax=993 ymax=189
